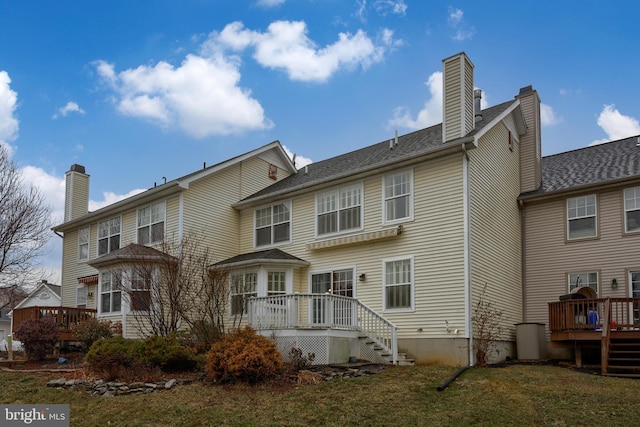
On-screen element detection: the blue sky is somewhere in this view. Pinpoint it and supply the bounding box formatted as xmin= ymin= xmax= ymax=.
xmin=1 ymin=0 xmax=639 ymax=283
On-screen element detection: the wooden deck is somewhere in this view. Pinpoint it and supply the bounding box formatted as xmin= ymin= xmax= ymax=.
xmin=549 ymin=298 xmax=640 ymax=377
xmin=12 ymin=306 xmax=97 ymax=341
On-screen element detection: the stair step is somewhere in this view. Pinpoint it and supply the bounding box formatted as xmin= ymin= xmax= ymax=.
xmin=603 ymin=372 xmax=640 ymax=378
xmin=397 ymin=359 xmax=415 ymax=366
xmin=604 ymin=365 xmax=640 ymax=371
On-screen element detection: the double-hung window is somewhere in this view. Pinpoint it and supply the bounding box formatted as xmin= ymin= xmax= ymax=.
xmin=100 ymin=271 xmax=122 ymax=313
xmin=384 ymin=257 xmax=413 ymax=311
xmin=567 ymin=195 xmax=597 ymax=240
xmin=316 ymin=184 xmax=362 ymax=235
xmin=98 ymin=217 xmax=121 ymax=256
xmin=78 ymin=227 xmax=89 ymax=261
xmin=130 ymin=270 xmax=151 ymax=312
xmin=76 ymin=285 xmax=87 ymax=308
xmin=267 ymin=271 xmax=287 ymax=297
xmin=624 ymin=187 xmax=640 ymax=233
xmin=384 ymin=170 xmax=413 ymax=223
xmin=568 ymin=272 xmax=598 ymax=295
xmin=230 ymin=272 xmax=257 ymax=316
xmin=255 ymin=202 xmax=290 ymax=247
xmin=138 ymin=201 xmax=165 ymax=245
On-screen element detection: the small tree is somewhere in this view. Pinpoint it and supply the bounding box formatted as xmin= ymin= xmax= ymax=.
xmin=0 ymin=145 xmax=52 ymax=287
xmin=15 ymin=317 xmax=60 ymax=360
xmin=472 ymin=283 xmax=505 ymax=367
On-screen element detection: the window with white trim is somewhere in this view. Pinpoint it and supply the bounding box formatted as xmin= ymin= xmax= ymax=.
xmin=230 ymin=272 xmax=257 ymax=316
xmin=98 ymin=217 xmax=121 ymax=256
xmin=311 ymin=269 xmax=354 ymax=297
xmin=384 ymin=257 xmax=413 ymax=311
xmin=624 ymin=187 xmax=640 ymax=233
xmin=316 ymin=184 xmax=362 ymax=235
xmin=255 ymin=202 xmax=291 ymax=247
xmin=567 ymin=195 xmax=597 ymax=240
xmin=568 ymin=272 xmax=598 ymax=295
xmin=100 ymin=271 xmax=122 ymax=313
xmin=384 ymin=170 xmax=413 ymax=223
xmin=138 ymin=201 xmax=165 ymax=245
xmin=631 ymin=271 xmax=640 ymax=324
xmin=76 ymin=285 xmax=87 ymax=308
xmin=130 ymin=270 xmax=152 ymax=312
xmin=267 ymin=271 xmax=287 ymax=296
xmin=78 ymin=227 xmax=89 ymax=261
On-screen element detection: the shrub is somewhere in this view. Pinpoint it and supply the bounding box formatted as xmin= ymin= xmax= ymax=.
xmin=205 ymin=327 xmax=283 ymax=383
xmin=287 ymin=347 xmax=315 ymax=371
xmin=73 ymin=318 xmax=114 ymax=352
xmin=131 ymin=335 xmax=200 ymax=372
xmin=14 ymin=317 xmax=60 ymax=360
xmin=85 ymin=336 xmax=136 ymax=380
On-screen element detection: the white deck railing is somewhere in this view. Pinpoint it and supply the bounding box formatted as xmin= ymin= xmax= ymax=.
xmin=247 ymin=293 xmax=398 ymax=364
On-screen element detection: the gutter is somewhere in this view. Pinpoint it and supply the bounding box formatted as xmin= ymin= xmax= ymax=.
xmin=519 ymin=175 xmax=640 ymax=204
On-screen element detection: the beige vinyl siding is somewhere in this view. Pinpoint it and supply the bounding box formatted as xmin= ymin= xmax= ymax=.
xmin=518 ymin=91 xmax=541 ymax=193
xmin=443 ymin=59 xmax=462 ymax=142
xmin=524 ymin=188 xmax=640 ymax=329
xmin=469 ymin=123 xmax=523 ymax=340
xmin=60 ymin=226 xmax=99 ymax=308
xmin=239 ymin=156 xmax=292 ymax=200
xmin=65 ymin=171 xmax=89 ymax=222
xmin=237 ymin=154 xmax=466 ymax=339
xmin=165 ymin=195 xmax=180 ymax=241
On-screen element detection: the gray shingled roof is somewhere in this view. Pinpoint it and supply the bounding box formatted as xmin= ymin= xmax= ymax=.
xmin=88 ymin=243 xmax=175 ymax=268
xmin=240 ymin=101 xmax=516 ymax=203
xmin=212 ymin=248 xmax=309 ymax=268
xmin=535 ymin=135 xmax=640 ymax=194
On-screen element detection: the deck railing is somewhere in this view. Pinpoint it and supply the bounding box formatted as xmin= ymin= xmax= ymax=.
xmin=548 ymin=298 xmax=640 ymax=332
xmin=12 ymin=306 xmax=97 ymax=341
xmin=248 ymin=293 xmax=398 ymax=364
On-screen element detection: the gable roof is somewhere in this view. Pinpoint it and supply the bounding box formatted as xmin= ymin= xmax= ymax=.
xmin=53 ymin=140 xmax=296 ymax=233
xmin=234 ymin=100 xmax=517 ymax=208
xmin=521 ymin=135 xmax=640 ymax=199
xmin=211 ymin=248 xmax=309 ymax=269
xmin=12 ymin=282 xmax=62 ymax=311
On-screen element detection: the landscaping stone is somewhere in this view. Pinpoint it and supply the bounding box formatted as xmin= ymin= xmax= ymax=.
xmin=47 ymin=377 xmax=192 ymax=397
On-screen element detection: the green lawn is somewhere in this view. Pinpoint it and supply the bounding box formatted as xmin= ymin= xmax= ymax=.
xmin=1 ymin=364 xmax=638 ymax=426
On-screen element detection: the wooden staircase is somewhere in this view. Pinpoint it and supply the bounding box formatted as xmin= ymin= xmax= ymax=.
xmin=603 ymin=331 xmax=640 ymax=378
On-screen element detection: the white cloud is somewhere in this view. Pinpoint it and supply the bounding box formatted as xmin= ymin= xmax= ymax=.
xmin=89 ymin=189 xmax=146 ymax=212
xmin=591 ymin=104 xmax=640 ymax=145
xmin=540 ymin=103 xmax=562 ymax=126
xmin=447 ymin=6 xmax=475 ymax=41
xmin=52 ymin=101 xmax=86 ymax=120
xmin=374 ymin=0 xmax=408 ymax=16
xmin=256 ymin=0 xmax=286 ymax=7
xmin=95 ymin=54 xmax=272 ymax=138
xmin=282 ymin=144 xmax=312 ymax=169
xmin=211 ymin=20 xmax=398 ymax=83
xmin=0 ymin=71 xmax=19 ymax=155
xmin=388 ymin=71 xmax=443 ymax=129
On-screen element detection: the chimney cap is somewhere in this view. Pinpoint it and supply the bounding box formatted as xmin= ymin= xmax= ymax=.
xmin=69 ymin=164 xmax=86 ymax=174
xmin=518 ymin=85 xmax=533 ymax=96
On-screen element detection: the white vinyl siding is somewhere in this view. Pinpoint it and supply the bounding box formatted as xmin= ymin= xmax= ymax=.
xmin=137 ymin=201 xmax=165 ymax=245
xmin=98 ymin=217 xmax=121 ymax=256
xmin=316 ymin=183 xmax=362 ymax=236
xmin=383 ymin=170 xmax=413 ymax=223
xmin=78 ymin=227 xmax=89 ymax=261
xmin=255 ymin=202 xmax=291 ymax=247
xmin=624 ymin=187 xmax=640 ymax=233
xmin=568 ymin=272 xmax=598 ymax=295
xmin=567 ymin=195 xmax=597 ymax=239
xmin=383 ymin=257 xmax=413 ymax=312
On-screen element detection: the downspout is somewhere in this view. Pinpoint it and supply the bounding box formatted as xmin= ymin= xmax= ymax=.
xmin=519 ymin=199 xmax=526 ymax=322
xmin=462 ymin=143 xmax=473 ymax=366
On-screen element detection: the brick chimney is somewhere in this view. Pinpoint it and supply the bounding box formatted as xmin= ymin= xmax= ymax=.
xmin=516 ymin=86 xmax=542 ymax=193
xmin=442 ymin=52 xmax=475 ymax=143
xmin=64 ymin=164 xmax=89 ymax=222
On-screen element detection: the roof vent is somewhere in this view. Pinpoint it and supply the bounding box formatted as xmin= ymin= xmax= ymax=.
xmin=637 ymin=137 xmax=640 ymax=147
xmin=474 ymin=89 xmax=482 ymax=122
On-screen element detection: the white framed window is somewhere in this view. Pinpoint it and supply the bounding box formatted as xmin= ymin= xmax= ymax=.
xmin=383 ymin=170 xmax=413 ymax=223
xmin=567 ymin=195 xmax=597 ymax=240
xmin=78 ymin=227 xmax=90 ymax=261
xmin=316 ymin=183 xmax=362 ymax=236
xmin=138 ymin=201 xmax=165 ymax=245
xmin=130 ymin=270 xmax=152 ymax=312
xmin=310 ymin=268 xmax=354 ymax=297
xmin=568 ymin=272 xmax=598 ymax=295
xmin=230 ymin=272 xmax=257 ymax=316
xmin=630 ymin=271 xmax=640 ymax=324
xmin=624 ymin=187 xmax=640 ymax=233
xmin=100 ymin=271 xmax=122 ymax=313
xmin=76 ymin=285 xmax=87 ymax=308
xmin=98 ymin=217 xmax=121 ymax=256
xmin=267 ymin=271 xmax=287 ymax=296
xmin=255 ymin=202 xmax=291 ymax=247
xmin=383 ymin=257 xmax=414 ymax=311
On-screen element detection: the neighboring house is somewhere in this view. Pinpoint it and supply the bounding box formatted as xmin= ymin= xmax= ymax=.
xmin=9 ymin=280 xmax=62 ymax=336
xmin=52 ymin=52 xmax=539 ymax=366
xmin=520 ymin=136 xmax=640 ymax=366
